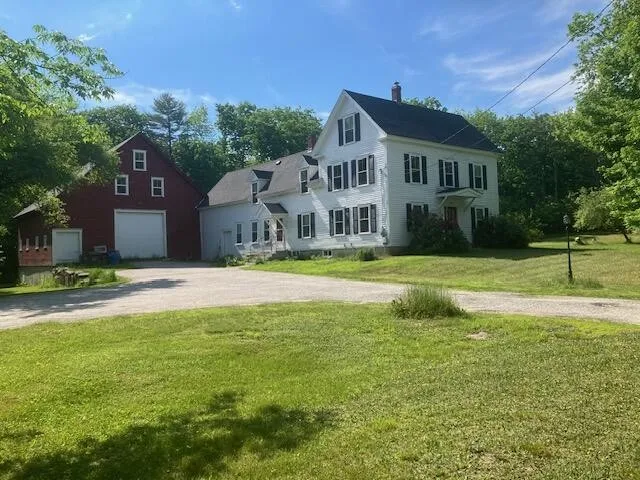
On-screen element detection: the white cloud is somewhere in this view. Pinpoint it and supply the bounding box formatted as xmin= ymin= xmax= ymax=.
xmin=318 ymin=0 xmax=352 ymax=15
xmin=77 ymin=2 xmax=139 ymax=43
xmin=419 ymin=7 xmax=509 ymax=40
xmin=317 ymin=111 xmax=331 ymax=121
xmin=199 ymin=94 xmax=218 ymax=105
xmin=486 ymin=67 xmax=576 ymax=108
xmin=443 ymin=46 xmax=577 ymax=111
xmin=444 ymin=46 xmax=571 ymax=82
xmin=536 ymin=0 xmax=607 ymax=23
xmin=228 ymin=0 xmax=242 ymax=11
xmin=77 ymin=33 xmax=98 ymax=42
xmin=99 ymin=83 xmax=217 ymax=109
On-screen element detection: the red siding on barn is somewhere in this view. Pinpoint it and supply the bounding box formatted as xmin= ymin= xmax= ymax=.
xmin=16 ymin=133 xmax=204 ymax=263
xmin=17 ymin=214 xmax=53 ymax=266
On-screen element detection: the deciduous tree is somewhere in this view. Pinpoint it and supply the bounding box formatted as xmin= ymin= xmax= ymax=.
xmin=570 ymin=0 xmax=640 ymax=230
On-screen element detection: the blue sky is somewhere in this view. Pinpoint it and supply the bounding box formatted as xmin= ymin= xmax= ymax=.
xmin=1 ymin=0 xmax=607 ymax=120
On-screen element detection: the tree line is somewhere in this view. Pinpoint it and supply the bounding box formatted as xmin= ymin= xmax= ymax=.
xmin=1 ymin=0 xmax=639 ymax=281
xmin=83 ymin=96 xmax=322 ymax=193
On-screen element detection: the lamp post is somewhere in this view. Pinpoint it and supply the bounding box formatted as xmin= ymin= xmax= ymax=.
xmin=563 ymin=214 xmax=573 ymax=283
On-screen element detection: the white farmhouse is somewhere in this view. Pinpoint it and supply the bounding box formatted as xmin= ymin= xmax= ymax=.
xmin=199 ymin=83 xmax=499 ymax=259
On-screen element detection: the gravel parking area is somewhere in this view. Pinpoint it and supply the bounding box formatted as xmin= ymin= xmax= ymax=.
xmin=0 ymin=262 xmax=639 ymax=329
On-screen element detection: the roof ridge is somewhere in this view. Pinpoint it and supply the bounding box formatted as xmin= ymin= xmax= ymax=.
xmin=345 ymin=90 xmax=465 ymax=118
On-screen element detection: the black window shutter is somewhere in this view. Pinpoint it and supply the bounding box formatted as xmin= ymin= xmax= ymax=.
xmin=354 ymin=113 xmax=361 ymax=141
xmin=454 ymin=161 xmax=459 ymax=188
xmin=471 ymin=208 xmax=476 ymax=232
xmin=424 ymin=204 xmax=429 ymax=214
xmin=329 ymin=210 xmax=334 ymax=236
xmin=485 ymin=207 xmax=489 ymax=219
xmin=368 ymin=155 xmax=375 ymax=184
xmin=351 ymin=159 xmax=356 ymax=187
xmin=327 ymin=165 xmax=333 ymax=192
xmin=404 ymin=154 xmax=410 ymax=183
xmin=352 ymin=206 xmax=359 ymax=234
xmin=342 ymin=161 xmax=349 ymax=188
xmin=469 ymin=163 xmax=474 ymax=188
xmin=297 ymin=214 xmax=302 ymax=238
xmin=438 ymin=159 xmax=444 ymax=186
xmin=421 ymin=156 xmax=428 ymax=184
xmin=338 ymin=119 xmax=344 ymax=146
xmin=310 ymin=212 xmax=316 ymax=237
xmin=344 ymin=208 xmax=351 ymax=235
xmin=482 ymin=165 xmax=488 ymax=190
xmin=406 ymin=203 xmax=412 ymax=230
xmin=371 ymin=204 xmax=377 ymax=233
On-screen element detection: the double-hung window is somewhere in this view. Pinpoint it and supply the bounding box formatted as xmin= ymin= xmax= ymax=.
xmin=251 ymin=182 xmax=258 ymax=203
xmin=332 ymin=164 xmax=342 ymax=190
xmin=300 ymin=169 xmax=309 ymax=194
xmin=115 ymin=175 xmax=129 ymax=195
xmin=359 ymin=206 xmax=370 ymax=234
xmin=235 ymin=223 xmax=243 ymax=245
xmin=251 ymin=221 xmax=258 ymax=243
xmin=343 ymin=114 xmax=355 ymax=144
xmin=444 ymin=160 xmax=455 ymax=187
xmin=357 ymin=157 xmax=368 ymax=186
xmin=301 ymin=213 xmax=312 ymax=239
xmin=473 ymin=165 xmax=483 ymax=189
xmin=151 ymin=177 xmax=164 ymax=197
xmin=264 ymin=220 xmax=270 ymax=242
xmin=334 ymin=209 xmax=345 ymax=235
xmin=406 ymin=203 xmax=429 ymax=230
xmin=411 ymin=155 xmax=421 ymax=183
xmin=133 ymin=150 xmax=147 ymax=171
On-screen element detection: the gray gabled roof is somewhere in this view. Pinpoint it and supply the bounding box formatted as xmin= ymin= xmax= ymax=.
xmin=345 ymin=90 xmax=498 ymax=153
xmin=204 ymin=151 xmax=318 ymax=207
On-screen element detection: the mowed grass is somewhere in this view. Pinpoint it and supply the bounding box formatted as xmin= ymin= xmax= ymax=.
xmin=249 ymin=234 xmax=640 ymax=299
xmin=1 ymin=303 xmax=640 ymax=479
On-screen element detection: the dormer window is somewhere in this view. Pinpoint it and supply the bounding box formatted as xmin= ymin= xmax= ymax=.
xmin=300 ymin=169 xmax=309 ymax=194
xmin=133 ymin=150 xmax=147 ymax=171
xmin=251 ymin=182 xmax=258 ymax=203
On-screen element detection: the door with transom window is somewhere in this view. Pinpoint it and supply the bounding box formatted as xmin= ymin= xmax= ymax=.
xmin=444 ymin=206 xmax=458 ymax=226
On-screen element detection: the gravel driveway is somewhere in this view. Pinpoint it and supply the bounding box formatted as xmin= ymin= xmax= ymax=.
xmin=1 ymin=262 xmax=639 ymax=329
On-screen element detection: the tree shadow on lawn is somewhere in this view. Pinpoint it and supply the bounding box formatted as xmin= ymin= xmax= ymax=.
xmin=459 ymin=247 xmax=604 ymax=261
xmin=3 ymin=391 xmax=334 ymax=480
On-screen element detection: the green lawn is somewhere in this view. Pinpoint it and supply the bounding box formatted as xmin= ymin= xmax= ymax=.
xmin=249 ymin=234 xmax=640 ymax=299
xmin=1 ymin=303 xmax=640 ymax=479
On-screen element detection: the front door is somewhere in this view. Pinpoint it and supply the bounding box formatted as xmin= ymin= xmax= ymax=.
xmin=444 ymin=206 xmax=458 ymax=226
xmin=222 ymin=230 xmax=234 ymax=257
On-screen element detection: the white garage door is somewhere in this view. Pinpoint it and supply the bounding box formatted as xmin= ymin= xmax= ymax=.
xmin=114 ymin=210 xmax=167 ymax=259
xmin=52 ymin=229 xmax=82 ymax=264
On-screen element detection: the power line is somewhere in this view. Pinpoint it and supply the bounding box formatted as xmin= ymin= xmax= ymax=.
xmin=520 ymin=78 xmax=575 ymax=115
xmin=466 ymin=78 xmax=576 ymax=149
xmin=439 ymin=0 xmax=614 ymax=146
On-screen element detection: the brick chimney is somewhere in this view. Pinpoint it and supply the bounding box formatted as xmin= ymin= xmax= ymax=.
xmin=307 ymin=134 xmax=317 ymax=152
xmin=391 ymin=81 xmax=402 ymax=103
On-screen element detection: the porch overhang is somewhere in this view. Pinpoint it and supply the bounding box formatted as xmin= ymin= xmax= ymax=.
xmin=262 ymin=202 xmax=288 ymax=218
xmin=436 ymin=187 xmax=482 ymax=211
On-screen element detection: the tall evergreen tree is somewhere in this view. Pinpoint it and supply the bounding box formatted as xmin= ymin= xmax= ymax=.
xmin=149 ymin=93 xmax=187 ymax=159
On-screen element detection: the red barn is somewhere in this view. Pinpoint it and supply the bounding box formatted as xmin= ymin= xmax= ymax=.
xmin=15 ymin=133 xmax=204 ymax=272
